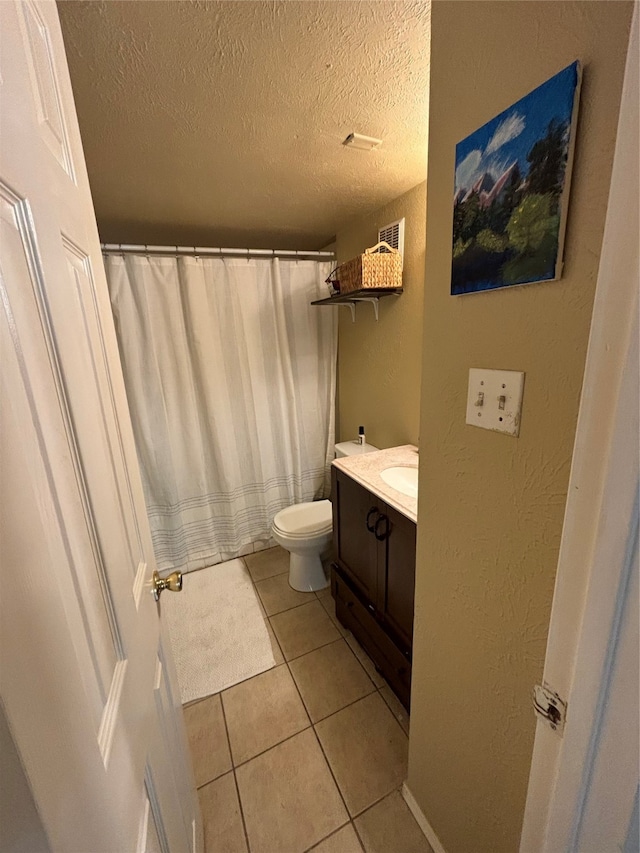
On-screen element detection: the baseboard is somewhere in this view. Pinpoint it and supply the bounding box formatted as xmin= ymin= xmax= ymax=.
xmin=402 ymin=782 xmax=447 ymax=853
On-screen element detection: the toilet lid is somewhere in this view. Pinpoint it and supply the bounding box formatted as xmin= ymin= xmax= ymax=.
xmin=273 ymin=500 xmax=333 ymax=537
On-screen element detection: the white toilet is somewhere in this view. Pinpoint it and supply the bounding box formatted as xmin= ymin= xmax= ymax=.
xmin=272 ymin=439 xmax=378 ymax=592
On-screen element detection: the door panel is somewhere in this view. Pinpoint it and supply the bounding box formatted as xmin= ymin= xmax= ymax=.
xmin=1 ymin=186 xmax=114 ymax=728
xmin=0 ymin=2 xmax=200 ymax=849
xmin=333 ymin=468 xmax=378 ymax=604
xmin=574 ymin=537 xmax=638 ymax=851
xmin=379 ymin=504 xmax=416 ymax=652
xmin=139 ymin=793 xmax=164 ymax=853
xmin=1 ymin=284 xmax=117 ymax=846
xmin=19 ymin=0 xmax=75 ymax=178
xmin=62 ymin=239 xmax=147 ymax=580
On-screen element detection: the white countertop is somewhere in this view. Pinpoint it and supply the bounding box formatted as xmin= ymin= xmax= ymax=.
xmin=332 ymin=444 xmax=419 ymax=523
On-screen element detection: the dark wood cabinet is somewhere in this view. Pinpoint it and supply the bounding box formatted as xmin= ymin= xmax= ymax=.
xmin=331 ymin=466 xmax=416 ymax=709
xmin=378 ymin=505 xmax=416 ymax=651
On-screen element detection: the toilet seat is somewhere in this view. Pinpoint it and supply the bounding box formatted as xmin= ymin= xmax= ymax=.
xmin=272 ymin=500 xmax=332 ymax=538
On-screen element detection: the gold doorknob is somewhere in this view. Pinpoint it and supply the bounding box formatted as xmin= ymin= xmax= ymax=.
xmin=152 ymin=569 xmax=182 ymax=601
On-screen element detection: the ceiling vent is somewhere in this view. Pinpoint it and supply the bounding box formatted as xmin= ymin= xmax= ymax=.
xmin=343 ymin=132 xmax=382 ymax=151
xmin=378 ymin=218 xmax=405 ymax=257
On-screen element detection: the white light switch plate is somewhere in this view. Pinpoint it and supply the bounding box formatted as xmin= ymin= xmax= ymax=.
xmin=466 ymin=368 xmax=525 ymax=436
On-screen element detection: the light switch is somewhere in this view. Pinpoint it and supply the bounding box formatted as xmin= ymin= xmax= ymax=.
xmin=466 ymin=368 xmax=525 ymax=436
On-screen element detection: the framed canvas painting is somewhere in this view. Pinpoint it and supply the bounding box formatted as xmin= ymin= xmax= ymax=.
xmin=451 ymin=60 xmax=582 ymax=295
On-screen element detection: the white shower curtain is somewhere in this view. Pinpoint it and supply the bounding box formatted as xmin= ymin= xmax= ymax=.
xmin=105 ymin=254 xmax=337 ymax=573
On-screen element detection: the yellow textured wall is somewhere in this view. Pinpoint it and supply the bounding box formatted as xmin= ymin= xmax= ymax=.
xmin=408 ymin=3 xmax=633 ymax=852
xmin=335 ymin=182 xmax=426 ymax=448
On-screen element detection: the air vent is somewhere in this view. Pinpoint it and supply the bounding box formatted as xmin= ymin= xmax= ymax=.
xmin=343 ymin=132 xmax=382 ymax=151
xmin=378 ymin=218 xmax=405 ymax=257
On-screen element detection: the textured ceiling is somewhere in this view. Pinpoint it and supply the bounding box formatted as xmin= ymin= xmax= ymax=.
xmin=58 ymin=0 xmax=430 ymax=249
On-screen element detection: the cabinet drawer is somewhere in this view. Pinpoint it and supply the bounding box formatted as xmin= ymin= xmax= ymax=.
xmin=332 ymin=566 xmax=411 ymax=710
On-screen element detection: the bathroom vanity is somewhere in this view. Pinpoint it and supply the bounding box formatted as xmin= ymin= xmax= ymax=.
xmin=330 ymin=445 xmax=418 ymax=710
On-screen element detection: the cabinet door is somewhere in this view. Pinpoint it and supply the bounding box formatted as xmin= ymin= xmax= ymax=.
xmin=332 ymin=468 xmax=379 ymax=604
xmin=377 ymin=502 xmax=416 ymax=652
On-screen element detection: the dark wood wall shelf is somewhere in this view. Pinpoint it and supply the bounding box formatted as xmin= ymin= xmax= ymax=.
xmin=311 ymin=288 xmax=403 ymax=322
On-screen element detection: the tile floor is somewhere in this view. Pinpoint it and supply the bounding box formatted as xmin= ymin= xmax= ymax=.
xmin=183 ymin=546 xmax=431 ymax=853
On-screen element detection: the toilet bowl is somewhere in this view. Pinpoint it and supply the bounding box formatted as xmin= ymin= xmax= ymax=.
xmin=272 ymin=439 xmax=379 ymax=592
xmin=272 ymin=500 xmax=333 ymax=591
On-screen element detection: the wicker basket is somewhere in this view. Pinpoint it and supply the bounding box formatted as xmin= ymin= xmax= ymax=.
xmin=326 ymin=241 xmax=402 ymax=295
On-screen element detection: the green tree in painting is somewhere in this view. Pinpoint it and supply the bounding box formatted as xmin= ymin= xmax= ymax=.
xmin=487 ymin=163 xmax=523 ymax=234
xmin=506 ymin=194 xmax=558 ymax=254
xmin=476 ymin=228 xmax=508 ymax=253
xmin=503 ymin=163 xmax=523 ymax=210
xmin=453 ymin=198 xmax=464 ymax=242
xmin=460 ymin=192 xmax=487 ymax=241
xmin=526 ymin=119 xmax=567 ymax=201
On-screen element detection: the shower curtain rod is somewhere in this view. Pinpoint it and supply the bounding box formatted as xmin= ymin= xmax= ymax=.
xmin=100 ymin=243 xmax=335 ymax=260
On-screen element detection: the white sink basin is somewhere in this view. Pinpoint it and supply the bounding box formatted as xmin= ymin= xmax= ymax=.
xmin=379 ymin=466 xmax=418 ymax=498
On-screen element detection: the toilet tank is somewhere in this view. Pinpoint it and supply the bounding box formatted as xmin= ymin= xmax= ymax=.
xmin=335 ymin=440 xmax=379 ymax=458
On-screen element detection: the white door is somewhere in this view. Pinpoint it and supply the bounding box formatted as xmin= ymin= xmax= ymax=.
xmin=520 ymin=8 xmax=638 ymax=852
xmin=0 ymin=2 xmax=201 ymax=850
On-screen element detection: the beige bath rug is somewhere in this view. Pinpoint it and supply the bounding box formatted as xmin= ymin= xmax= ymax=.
xmin=162 ymin=559 xmax=275 ymax=703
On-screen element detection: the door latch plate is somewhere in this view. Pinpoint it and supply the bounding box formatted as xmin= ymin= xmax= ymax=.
xmin=533 ymin=683 xmax=567 ymax=734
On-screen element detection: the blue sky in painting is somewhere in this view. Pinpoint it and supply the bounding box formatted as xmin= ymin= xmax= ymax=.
xmin=454 ymin=61 xmax=580 ymax=195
